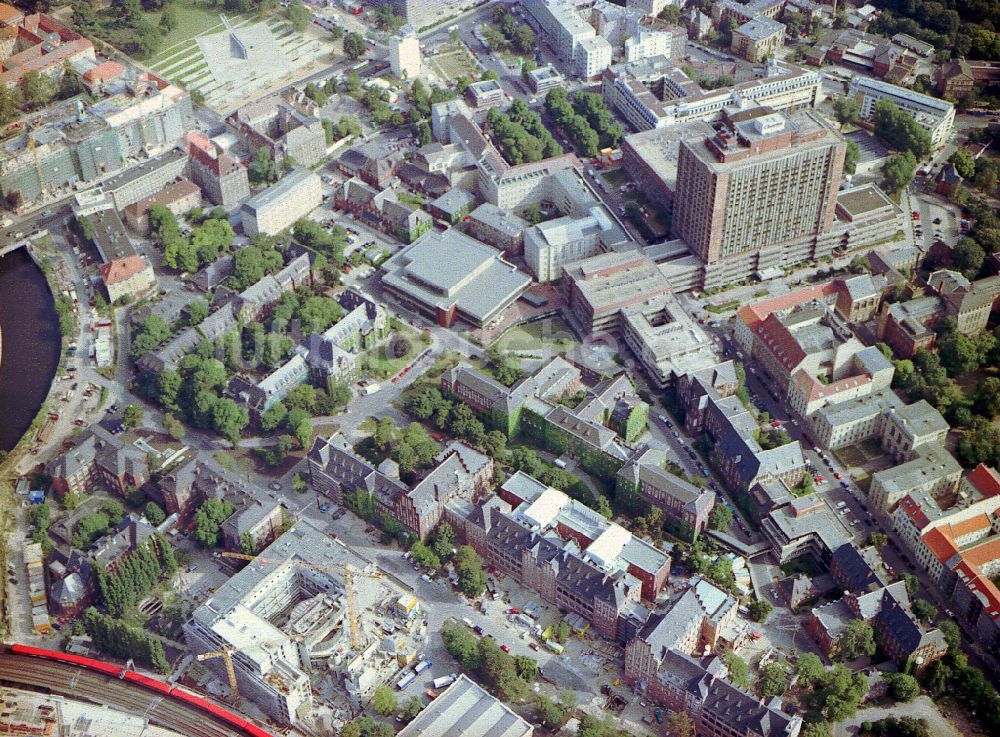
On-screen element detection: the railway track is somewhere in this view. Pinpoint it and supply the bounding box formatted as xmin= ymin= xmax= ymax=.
xmin=0 ymin=653 xmax=243 ymax=737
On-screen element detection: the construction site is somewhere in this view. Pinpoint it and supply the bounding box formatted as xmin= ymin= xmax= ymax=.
xmin=182 ymin=521 xmax=425 ymax=729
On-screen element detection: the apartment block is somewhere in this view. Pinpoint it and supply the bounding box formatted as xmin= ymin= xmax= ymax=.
xmin=389 ymin=28 xmax=421 ymax=79
xmin=807 ymin=580 xmax=946 ymax=668
xmin=561 ymin=250 xmax=672 ymax=335
xmin=448 ymin=472 xmax=670 ymax=641
xmin=848 ymin=76 xmax=955 ymax=149
xmin=241 ymin=168 xmax=323 ymax=237
xmin=49 ymin=426 xmax=150 ymax=498
xmin=731 ymin=16 xmax=785 ymax=63
xmin=187 ymin=134 xmax=251 ymax=210
xmin=465 ymin=203 xmax=528 ymax=253
xmin=672 ymin=108 xmax=845 ymax=290
xmin=625 ymin=645 xmax=802 ymax=737
xmin=574 ymin=35 xmax=613 ymax=80
xmin=616 ymin=447 xmax=716 ymax=534
xmin=761 ymin=494 xmax=851 ymax=564
xmin=524 ymin=206 xmax=627 ymax=282
xmin=601 ymin=57 xmax=820 ymax=133
xmin=870 ymin=444 xmax=962 ymax=513
xmin=184 ymin=521 xmax=401 ymax=724
xmin=0 ymin=73 xmax=191 ymax=206
xmin=102 ymin=147 xmax=189 ymax=211
xmin=308 ymin=438 xmax=493 ymax=540
xmin=229 ymin=95 xmax=327 ymax=168
xmin=620 ymin=295 xmax=719 ymax=389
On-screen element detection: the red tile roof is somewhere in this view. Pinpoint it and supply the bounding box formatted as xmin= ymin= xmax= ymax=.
xmin=898 ymin=495 xmax=931 ymax=530
xmin=83 ymin=60 xmax=124 ymax=83
xmin=950 ymin=513 xmax=992 ymax=540
xmin=921 ymin=526 xmax=958 ymax=564
xmin=99 ymin=255 xmax=148 ymax=286
xmin=736 ymin=281 xmax=839 ymax=332
xmin=963 ymin=537 xmax=1000 ymax=568
xmin=0 ymin=3 xmax=22 ymax=24
xmin=755 ymin=313 xmax=807 ymax=372
xmin=967 ymin=464 xmax=1000 ymax=498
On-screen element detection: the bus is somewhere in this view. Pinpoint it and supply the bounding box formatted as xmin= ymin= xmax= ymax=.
xmin=413 ymin=660 xmax=431 ymax=674
xmin=397 ymin=672 xmax=416 ymax=690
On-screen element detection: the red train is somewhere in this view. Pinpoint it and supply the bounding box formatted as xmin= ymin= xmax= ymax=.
xmin=9 ymin=644 xmax=275 ymax=737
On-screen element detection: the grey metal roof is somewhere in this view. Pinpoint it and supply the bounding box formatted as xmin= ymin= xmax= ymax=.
xmin=397 ymin=675 xmax=533 ymax=737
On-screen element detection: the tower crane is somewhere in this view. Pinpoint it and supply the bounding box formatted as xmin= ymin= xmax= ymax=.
xmin=221 ymin=552 xmax=382 ymax=653
xmin=195 ymin=645 xmax=241 ymax=706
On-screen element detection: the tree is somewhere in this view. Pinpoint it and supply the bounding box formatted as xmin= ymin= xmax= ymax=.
xmin=550 ymin=620 xmax=572 ymax=644
xmin=800 ymin=725 xmax=833 ymax=737
xmin=953 ymin=237 xmax=986 ymax=279
xmin=343 ymin=31 xmax=366 ymax=59
xmin=131 ymin=314 xmax=171 ymax=357
xmin=192 ymin=499 xmax=235 ymax=548
xmin=709 ymin=503 xmax=733 ymax=531
xmin=123 ymin=404 xmax=144 ymax=429
xmin=746 ymin=598 xmax=773 ymax=623
xmin=73 ymin=513 xmax=111 ymax=549
xmin=58 ymin=62 xmax=85 ymax=99
xmin=454 ymin=545 xmax=487 ymax=598
xmin=212 ymin=398 xmax=249 ymax=446
xmin=159 ymin=4 xmax=178 ymax=32
xmin=882 ymin=150 xmax=918 ymax=195
xmin=756 ymin=662 xmax=789 ymax=698
xmin=535 ymin=695 xmax=567 ymax=729
xmin=431 ymin=522 xmax=456 ymax=560
xmin=949 ymin=149 xmax=976 ymax=179
xmin=143 ymin=501 xmax=166 ymax=525
xmin=872 ymin=100 xmax=932 ymax=159
xmin=249 ymin=147 xmax=278 ymax=184
xmin=372 ymin=684 xmax=397 ymax=715
xmin=832 ymin=97 xmax=860 ymax=128
xmin=900 ymin=572 xmax=920 ymax=597
xmin=844 ymin=140 xmax=860 ymax=175
xmin=21 ymin=70 xmax=56 ymax=109
xmin=287 ymin=2 xmax=309 ymax=32
xmin=0 ymin=86 xmax=20 ymax=128
xmin=939 ymin=619 xmax=961 ymax=652
xmin=835 ymin=620 xmax=876 ymax=661
xmin=886 ymin=672 xmax=920 ymax=702
xmin=513 ymin=654 xmax=537 ymax=681
xmin=186 ymin=298 xmax=209 ymax=326
xmin=664 ymin=711 xmax=695 ymax=737
xmin=938 ymin=331 xmax=979 ymax=376
xmin=723 ymin=652 xmax=749 ymax=688
xmin=795 ymin=652 xmax=825 ymax=685
xmin=409 ymin=540 xmax=441 ymax=569
xmin=912 ymin=598 xmax=937 ymax=623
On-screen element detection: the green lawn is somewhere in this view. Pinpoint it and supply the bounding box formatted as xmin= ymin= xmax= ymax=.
xmin=364 ymin=327 xmax=424 ymax=380
xmin=705 ymin=300 xmax=741 ymax=314
xmin=148 ymin=0 xmax=247 ymax=65
xmin=493 ymin=317 xmax=579 ymax=355
xmin=601 ymin=168 xmax=630 ymax=188
xmin=429 ymin=44 xmax=480 ymax=82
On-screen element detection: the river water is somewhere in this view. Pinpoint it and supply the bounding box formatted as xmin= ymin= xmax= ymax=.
xmin=0 ymin=247 xmax=61 ymax=453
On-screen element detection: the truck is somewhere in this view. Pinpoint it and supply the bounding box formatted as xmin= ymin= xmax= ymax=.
xmin=396 ymin=672 xmax=416 ymax=690
xmin=361 ymin=383 xmax=381 ymax=395
xmin=546 ymin=641 xmax=564 ymax=654
xmin=413 ymin=660 xmax=431 ymax=674
xmin=432 ymin=674 xmax=457 ymax=689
